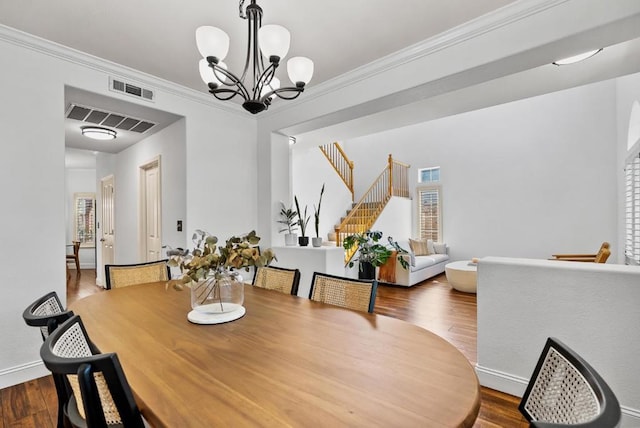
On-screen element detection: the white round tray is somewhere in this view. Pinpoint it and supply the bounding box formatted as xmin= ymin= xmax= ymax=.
xmin=187 ymin=306 xmax=246 ymax=324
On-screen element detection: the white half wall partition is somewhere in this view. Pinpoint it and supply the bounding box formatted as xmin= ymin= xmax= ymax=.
xmin=476 ymin=256 xmax=640 ymax=426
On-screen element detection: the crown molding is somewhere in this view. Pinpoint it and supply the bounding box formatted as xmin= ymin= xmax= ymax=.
xmin=1 ymin=0 xmax=566 ymax=121
xmin=261 ymin=0 xmax=568 ymax=118
xmin=0 ymin=24 xmax=247 ymax=118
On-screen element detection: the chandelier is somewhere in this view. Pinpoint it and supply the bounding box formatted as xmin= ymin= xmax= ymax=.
xmin=196 ymin=0 xmax=314 ymax=114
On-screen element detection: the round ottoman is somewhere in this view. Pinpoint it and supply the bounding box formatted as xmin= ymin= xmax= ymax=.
xmin=445 ymin=261 xmax=477 ymax=293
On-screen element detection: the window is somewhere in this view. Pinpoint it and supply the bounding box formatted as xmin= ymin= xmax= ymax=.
xmin=418 ymin=186 xmax=441 ymax=241
xmin=419 ymin=166 xmax=440 ymax=183
xmin=74 ymin=193 xmax=96 ymax=247
xmin=625 ymin=154 xmax=640 ymax=265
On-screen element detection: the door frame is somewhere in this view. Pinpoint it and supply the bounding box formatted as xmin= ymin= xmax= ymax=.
xmin=139 ymin=155 xmax=162 ymax=261
xmin=98 ymin=174 xmax=115 ymax=287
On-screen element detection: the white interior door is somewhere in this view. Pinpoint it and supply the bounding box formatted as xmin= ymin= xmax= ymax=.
xmin=141 ymin=158 xmax=162 ymax=261
xmin=100 ymin=175 xmax=115 ymax=267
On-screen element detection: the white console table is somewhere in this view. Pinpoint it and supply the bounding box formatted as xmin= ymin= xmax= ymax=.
xmin=271 ymin=246 xmax=345 ymax=297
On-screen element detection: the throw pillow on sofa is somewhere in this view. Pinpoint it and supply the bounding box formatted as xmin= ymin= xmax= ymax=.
xmin=427 ymin=239 xmax=436 ymax=255
xmin=433 ymin=242 xmax=447 ymax=254
xmin=409 ymin=238 xmax=430 ymax=256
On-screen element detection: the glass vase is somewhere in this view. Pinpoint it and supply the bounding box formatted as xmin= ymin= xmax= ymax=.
xmin=191 ymin=270 xmax=244 ymax=314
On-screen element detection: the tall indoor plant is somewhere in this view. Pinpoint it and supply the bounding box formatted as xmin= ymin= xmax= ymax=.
xmin=294 ymin=195 xmax=310 ymax=246
xmin=343 ymin=230 xmax=408 ymax=279
xmin=277 ymin=202 xmax=298 ymax=246
xmin=312 ymin=184 xmax=325 ymax=247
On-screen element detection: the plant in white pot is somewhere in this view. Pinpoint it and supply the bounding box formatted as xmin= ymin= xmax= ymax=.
xmin=277 ymin=202 xmax=298 ymax=246
xmin=294 ymin=195 xmax=310 ymax=247
xmin=312 ymin=184 xmax=325 ymax=247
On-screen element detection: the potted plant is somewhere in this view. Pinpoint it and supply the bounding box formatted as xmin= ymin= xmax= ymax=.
xmin=277 ymin=202 xmax=298 ymax=246
xmin=294 ymin=195 xmax=310 ymax=246
xmin=312 ymin=184 xmax=325 ymax=247
xmin=343 ymin=230 xmax=409 ymax=280
xmin=166 ymin=230 xmax=276 ymax=321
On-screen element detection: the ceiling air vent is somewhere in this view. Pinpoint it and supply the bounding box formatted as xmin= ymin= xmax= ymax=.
xmin=65 ymin=104 xmax=156 ymax=134
xmin=109 ymin=77 xmax=155 ymax=102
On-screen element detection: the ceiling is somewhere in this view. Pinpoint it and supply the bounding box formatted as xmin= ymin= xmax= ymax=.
xmin=64 ymin=86 xmax=182 ymax=154
xmin=0 ymin=0 xmax=516 ymax=154
xmin=0 ymin=0 xmax=516 ymax=93
xmin=1 ymin=0 xmax=640 ymax=155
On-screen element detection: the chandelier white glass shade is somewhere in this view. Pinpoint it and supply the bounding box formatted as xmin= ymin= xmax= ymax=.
xmin=196 ymin=0 xmax=314 ymax=114
xmin=81 ymin=126 xmax=117 ymax=140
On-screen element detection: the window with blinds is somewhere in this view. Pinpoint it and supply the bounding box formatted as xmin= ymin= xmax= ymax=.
xmin=418 ymin=186 xmax=441 ymax=241
xmin=74 ymin=193 xmax=96 ymax=247
xmin=625 ymin=154 xmax=640 ymax=265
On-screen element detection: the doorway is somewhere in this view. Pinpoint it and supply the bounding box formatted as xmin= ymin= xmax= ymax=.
xmin=100 ymin=175 xmax=115 ymax=270
xmin=140 ymin=156 xmax=162 ymax=261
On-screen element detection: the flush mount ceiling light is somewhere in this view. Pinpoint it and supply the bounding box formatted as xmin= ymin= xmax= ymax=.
xmin=81 ymin=126 xmax=117 ymax=140
xmin=552 ymin=49 xmax=603 ymax=66
xmin=196 ymin=0 xmax=314 ymax=114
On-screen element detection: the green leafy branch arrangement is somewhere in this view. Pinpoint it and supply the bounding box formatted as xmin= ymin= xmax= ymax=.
xmin=166 ymin=230 xmax=275 ymax=290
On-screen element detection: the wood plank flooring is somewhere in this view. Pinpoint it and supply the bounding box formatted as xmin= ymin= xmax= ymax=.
xmin=2 ymin=269 xmax=528 ymax=427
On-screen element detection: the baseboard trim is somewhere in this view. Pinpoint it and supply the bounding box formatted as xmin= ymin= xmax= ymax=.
xmin=68 ymin=264 xmax=96 ymax=270
xmin=476 ymin=364 xmax=640 ymax=426
xmin=620 ymin=406 xmax=640 ymax=426
xmin=0 ymin=360 xmax=49 ymax=389
xmin=475 ymin=364 xmax=529 ymax=397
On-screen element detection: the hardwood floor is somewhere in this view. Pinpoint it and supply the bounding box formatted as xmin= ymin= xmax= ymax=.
xmin=3 ymin=269 xmax=528 ymax=427
xmin=375 ymin=276 xmax=528 ymax=427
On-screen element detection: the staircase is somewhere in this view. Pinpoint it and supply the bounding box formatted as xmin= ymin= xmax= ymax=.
xmin=320 ymin=143 xmax=410 ymax=263
xmin=320 ymin=142 xmax=354 ymax=202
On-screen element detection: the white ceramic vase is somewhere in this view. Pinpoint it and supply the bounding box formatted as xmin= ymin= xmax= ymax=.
xmin=284 ymin=233 xmax=297 ymax=246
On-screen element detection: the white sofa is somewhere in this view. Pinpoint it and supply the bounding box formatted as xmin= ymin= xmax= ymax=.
xmin=391 ymin=240 xmax=450 ymax=287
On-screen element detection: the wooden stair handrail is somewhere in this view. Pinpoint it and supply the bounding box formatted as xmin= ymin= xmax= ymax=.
xmin=320 ymin=142 xmax=354 ymax=201
xmin=336 ymin=154 xmax=411 ymax=263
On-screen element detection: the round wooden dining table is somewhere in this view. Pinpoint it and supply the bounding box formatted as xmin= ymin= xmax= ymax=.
xmin=70 ymin=282 xmax=480 ymax=427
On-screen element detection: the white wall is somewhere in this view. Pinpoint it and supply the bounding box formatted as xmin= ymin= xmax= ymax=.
xmin=0 ymin=35 xmax=67 ymax=387
xmin=291 ymin=145 xmax=352 ymax=243
xmin=65 ymin=167 xmax=97 ymax=268
xmin=342 ymin=80 xmax=618 ymax=262
xmin=0 ymin=27 xmax=256 ymax=387
xmin=107 ymin=119 xmax=187 ymax=265
xmin=477 ymin=257 xmax=640 ymax=426
xmin=371 ymin=197 xmax=412 ymax=245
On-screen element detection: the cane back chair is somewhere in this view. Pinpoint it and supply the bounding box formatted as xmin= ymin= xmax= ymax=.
xmin=252 ymin=265 xmax=301 ymax=295
xmin=519 ymin=337 xmax=621 ymax=427
xmin=22 ymin=291 xmax=75 ymax=428
xmin=40 ymin=315 xmax=146 ymax=428
xmin=105 ymin=259 xmax=170 ymax=289
xmin=309 ymin=272 xmax=378 ymax=313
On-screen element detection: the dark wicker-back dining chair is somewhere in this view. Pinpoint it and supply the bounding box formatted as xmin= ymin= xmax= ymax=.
xmin=66 ymin=241 xmax=81 ymax=275
xmin=252 ymin=265 xmax=301 ymax=295
xmin=105 ymin=259 xmax=170 ymax=289
xmin=40 ymin=315 xmax=146 ymax=428
xmin=23 ymin=291 xmax=74 ymax=428
xmin=519 ymin=337 xmax=621 ymax=427
xmin=309 ymin=272 xmax=378 ymax=313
